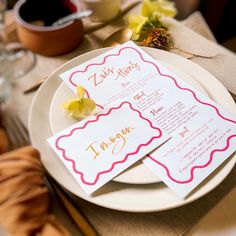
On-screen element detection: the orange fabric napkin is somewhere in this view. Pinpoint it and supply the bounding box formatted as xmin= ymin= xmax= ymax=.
xmin=0 ymin=146 xmax=71 ymax=236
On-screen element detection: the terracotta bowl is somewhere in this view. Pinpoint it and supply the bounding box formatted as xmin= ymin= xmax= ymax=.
xmin=14 ymin=0 xmax=84 ymax=56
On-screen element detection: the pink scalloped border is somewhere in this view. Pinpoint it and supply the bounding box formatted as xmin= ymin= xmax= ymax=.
xmin=55 ymin=101 xmax=162 ymax=185
xmin=147 ymin=134 xmax=236 ymax=184
xmin=66 ymin=46 xmax=236 ymax=184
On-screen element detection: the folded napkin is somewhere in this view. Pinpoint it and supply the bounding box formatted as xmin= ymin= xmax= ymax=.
xmin=0 ymin=146 xmax=70 ymax=236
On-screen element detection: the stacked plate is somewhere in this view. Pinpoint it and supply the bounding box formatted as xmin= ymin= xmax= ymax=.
xmin=29 ymin=47 xmax=236 ymax=212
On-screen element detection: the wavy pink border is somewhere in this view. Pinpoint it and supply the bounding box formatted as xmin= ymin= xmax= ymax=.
xmin=55 ymin=101 xmax=162 ymax=185
xmin=147 ymin=134 xmax=236 ymax=184
xmin=66 ymin=46 xmax=236 ymax=184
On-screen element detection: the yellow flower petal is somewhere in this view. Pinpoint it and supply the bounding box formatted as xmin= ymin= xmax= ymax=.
xmin=63 ymin=98 xmax=80 ymax=110
xmin=81 ymin=98 xmax=96 ymax=116
xmin=128 ymin=15 xmax=148 ymax=40
xmin=141 ymin=0 xmax=177 ymax=18
xmin=63 ymin=86 xmax=96 ymax=119
xmin=76 ymin=85 xmax=85 ymax=100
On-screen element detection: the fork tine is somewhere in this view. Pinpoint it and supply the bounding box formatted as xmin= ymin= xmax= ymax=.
xmin=11 ymin=115 xmax=30 ymax=145
xmin=3 ymin=116 xmax=15 ymax=149
xmin=8 ymin=115 xmax=23 ymax=147
xmin=3 ymin=113 xmax=30 ymax=149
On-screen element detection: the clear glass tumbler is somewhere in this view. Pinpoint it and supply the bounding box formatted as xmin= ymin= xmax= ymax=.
xmin=0 ymin=57 xmax=11 ymax=109
xmin=0 ymin=0 xmax=35 ymax=81
xmin=0 ymin=12 xmax=11 ymax=109
xmin=0 ymin=38 xmax=12 ymax=108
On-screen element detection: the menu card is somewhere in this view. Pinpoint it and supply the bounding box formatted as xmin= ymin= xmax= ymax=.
xmin=54 ymin=41 xmax=236 ymax=198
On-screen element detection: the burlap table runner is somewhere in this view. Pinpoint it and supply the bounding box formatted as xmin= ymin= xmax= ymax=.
xmin=6 ymin=1 xmax=236 ymax=235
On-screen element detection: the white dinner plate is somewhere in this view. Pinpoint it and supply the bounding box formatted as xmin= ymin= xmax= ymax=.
xmin=29 ymin=47 xmax=236 ymax=212
xmin=49 ymin=60 xmax=209 ymax=184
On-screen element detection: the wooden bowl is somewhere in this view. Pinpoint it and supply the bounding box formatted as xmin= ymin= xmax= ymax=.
xmin=14 ymin=0 xmax=84 ymax=56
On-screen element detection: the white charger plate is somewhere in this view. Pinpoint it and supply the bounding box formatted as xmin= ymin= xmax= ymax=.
xmin=29 ymin=47 xmax=236 ymax=212
xmin=49 ymin=60 xmax=209 ymax=184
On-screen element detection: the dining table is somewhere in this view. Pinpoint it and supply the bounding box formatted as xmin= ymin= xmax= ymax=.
xmin=3 ymin=0 xmax=236 ymax=235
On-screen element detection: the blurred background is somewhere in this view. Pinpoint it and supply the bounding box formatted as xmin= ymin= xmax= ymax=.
xmin=5 ymin=0 xmax=236 ymax=52
xmin=174 ymin=0 xmax=236 ymax=52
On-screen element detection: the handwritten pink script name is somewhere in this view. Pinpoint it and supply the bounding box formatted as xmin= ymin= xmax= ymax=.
xmin=88 ymin=61 xmax=140 ymax=87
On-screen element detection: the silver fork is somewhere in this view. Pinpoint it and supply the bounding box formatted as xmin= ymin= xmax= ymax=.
xmin=2 ymin=111 xmax=30 ymax=149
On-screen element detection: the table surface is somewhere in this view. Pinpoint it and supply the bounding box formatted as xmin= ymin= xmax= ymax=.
xmin=5 ymin=4 xmax=236 ymax=235
xmin=187 ymin=187 xmax=236 ymax=236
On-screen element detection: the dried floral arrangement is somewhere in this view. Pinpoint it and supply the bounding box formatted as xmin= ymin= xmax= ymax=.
xmin=128 ymin=0 xmax=176 ymax=49
xmin=128 ymin=0 xmax=216 ymax=59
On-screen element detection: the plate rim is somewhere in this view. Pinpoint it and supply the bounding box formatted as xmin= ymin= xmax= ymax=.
xmin=29 ymin=46 xmax=236 ymax=212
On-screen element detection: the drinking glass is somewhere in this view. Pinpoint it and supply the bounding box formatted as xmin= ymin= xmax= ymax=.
xmin=0 ymin=1 xmax=11 ymax=109
xmin=0 ymin=0 xmax=35 ymax=81
xmin=0 ymin=53 xmax=11 ymax=110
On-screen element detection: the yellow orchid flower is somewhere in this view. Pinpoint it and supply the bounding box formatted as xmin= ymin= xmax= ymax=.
xmin=128 ymin=15 xmax=148 ymax=40
xmin=63 ymin=86 xmax=96 ymax=119
xmin=141 ymin=0 xmax=177 ymax=18
xmin=76 ymin=85 xmax=85 ymax=100
xmin=128 ymin=0 xmax=177 ymax=41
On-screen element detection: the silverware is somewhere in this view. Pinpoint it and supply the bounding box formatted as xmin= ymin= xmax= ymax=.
xmin=23 ymin=78 xmax=46 ymax=94
xmin=46 ymin=175 xmax=98 ymax=236
xmin=52 ymin=10 xmax=93 ymax=26
xmin=2 ymin=111 xmax=30 ymax=149
xmin=103 ymin=28 xmax=133 ymax=47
